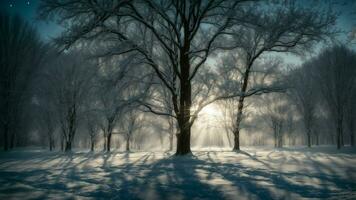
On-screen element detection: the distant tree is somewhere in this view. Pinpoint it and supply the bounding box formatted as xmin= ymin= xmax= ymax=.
xmin=345 ymin=89 xmax=356 ymax=146
xmin=260 ymin=94 xmax=289 ymax=148
xmin=96 ymin=55 xmax=148 ymax=152
xmin=313 ymin=46 xmax=356 ymax=149
xmin=288 ymin=65 xmax=318 ymax=147
xmin=0 ymin=13 xmax=46 ymax=150
xmin=84 ymin=110 xmax=100 ymax=152
xmin=36 ymin=95 xmax=58 ymax=151
xmin=42 ymin=52 xmax=97 ymax=151
xmin=122 ymin=109 xmax=143 ymax=152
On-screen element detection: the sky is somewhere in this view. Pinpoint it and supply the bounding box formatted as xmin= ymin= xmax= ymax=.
xmin=0 ymin=0 xmax=355 ymax=65
xmin=0 ymin=0 xmax=62 ymax=40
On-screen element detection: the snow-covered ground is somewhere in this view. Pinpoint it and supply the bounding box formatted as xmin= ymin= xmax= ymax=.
xmin=0 ymin=146 xmax=356 ymax=200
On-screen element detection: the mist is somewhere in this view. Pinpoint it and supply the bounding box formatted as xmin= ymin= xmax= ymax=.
xmin=1 ymin=0 xmax=356 ymax=199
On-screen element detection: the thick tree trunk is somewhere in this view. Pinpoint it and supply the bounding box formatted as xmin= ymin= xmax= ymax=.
xmin=175 ymin=45 xmax=192 ymax=156
xmin=176 ymin=124 xmax=191 ymax=155
xmin=233 ymin=129 xmax=240 ymax=151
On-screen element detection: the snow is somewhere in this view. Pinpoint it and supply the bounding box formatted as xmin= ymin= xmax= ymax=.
xmin=1 ymin=146 xmax=356 ymax=199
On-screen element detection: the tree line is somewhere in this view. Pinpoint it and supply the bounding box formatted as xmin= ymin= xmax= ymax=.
xmin=1 ymin=0 xmax=354 ymax=154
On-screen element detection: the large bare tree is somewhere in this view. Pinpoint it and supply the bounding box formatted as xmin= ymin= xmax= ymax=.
xmin=39 ymin=0 xmax=335 ymax=154
xmin=39 ymin=0 xmax=257 ymax=155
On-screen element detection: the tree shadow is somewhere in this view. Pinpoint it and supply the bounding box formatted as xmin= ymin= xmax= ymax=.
xmin=0 ymin=149 xmax=356 ymax=199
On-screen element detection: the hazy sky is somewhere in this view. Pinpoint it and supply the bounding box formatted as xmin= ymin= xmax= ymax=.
xmin=0 ymin=0 xmax=62 ymax=40
xmin=1 ymin=0 xmax=355 ymax=65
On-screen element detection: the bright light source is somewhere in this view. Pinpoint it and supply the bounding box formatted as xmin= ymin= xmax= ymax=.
xmin=199 ymin=104 xmax=223 ymax=118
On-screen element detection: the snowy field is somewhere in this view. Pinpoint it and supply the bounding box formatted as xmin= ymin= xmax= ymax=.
xmin=0 ymin=146 xmax=356 ymax=200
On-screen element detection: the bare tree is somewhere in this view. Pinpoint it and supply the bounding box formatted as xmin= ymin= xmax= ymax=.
xmin=42 ymin=52 xmax=97 ymax=152
xmin=36 ymin=95 xmax=58 ymax=151
xmin=313 ymin=45 xmax=356 ymax=149
xmin=39 ymin=0 xmax=335 ymax=154
xmin=96 ymin=54 xmax=148 ymax=152
xmin=260 ymin=93 xmax=289 ymax=148
xmin=288 ymin=65 xmax=318 ymax=147
xmin=0 ymin=13 xmax=46 ymax=150
xmin=223 ymin=1 xmax=336 ymax=151
xmin=346 ymin=89 xmax=356 ymax=146
xmin=84 ymin=111 xmax=100 ymax=152
xmin=121 ymin=109 xmax=143 ymax=152
xmin=39 ymin=0 xmax=268 ymax=155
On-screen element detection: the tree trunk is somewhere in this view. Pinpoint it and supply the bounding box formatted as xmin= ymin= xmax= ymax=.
xmin=169 ymin=133 xmax=174 ymax=151
xmin=274 ymin=129 xmax=277 ymax=148
xmin=9 ymin=131 xmax=15 ymax=149
xmin=175 ymin=47 xmax=192 ymax=156
xmin=348 ymin=118 xmax=354 ymax=146
xmin=233 ymin=129 xmax=240 ymax=150
xmin=233 ymin=96 xmax=244 ymax=151
xmin=351 ymin=131 xmax=355 ymax=147
xmin=49 ymin=138 xmax=53 ymax=151
xmin=106 ymin=133 xmax=112 ymax=152
xmin=315 ymin=132 xmax=319 ymax=146
xmin=278 ymin=130 xmax=283 ymax=148
xmin=3 ymin=123 xmax=9 ymax=151
xmin=60 ymin=135 xmax=64 ymax=151
xmin=90 ymin=140 xmax=94 ymax=152
xmin=103 ymin=133 xmax=107 ymax=151
xmin=341 ymin=130 xmax=344 ymax=147
xmin=126 ymin=135 xmax=130 ymax=152
xmin=307 ymin=129 xmax=311 ymax=148
xmin=65 ymin=141 xmax=71 ymax=151
xmin=52 ymin=139 xmax=55 ymax=151
xmin=176 ymin=124 xmax=191 ymax=155
xmin=169 ymin=118 xmax=174 ymax=151
xmin=337 ymin=117 xmax=342 ymax=149
xmin=232 ymin=62 xmax=253 ymax=151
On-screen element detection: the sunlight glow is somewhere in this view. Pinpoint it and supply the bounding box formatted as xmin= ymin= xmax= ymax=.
xmin=199 ymin=104 xmax=223 ymax=118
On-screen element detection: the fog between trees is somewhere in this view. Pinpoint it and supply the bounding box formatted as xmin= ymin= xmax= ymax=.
xmin=1 ymin=1 xmax=355 ymax=155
